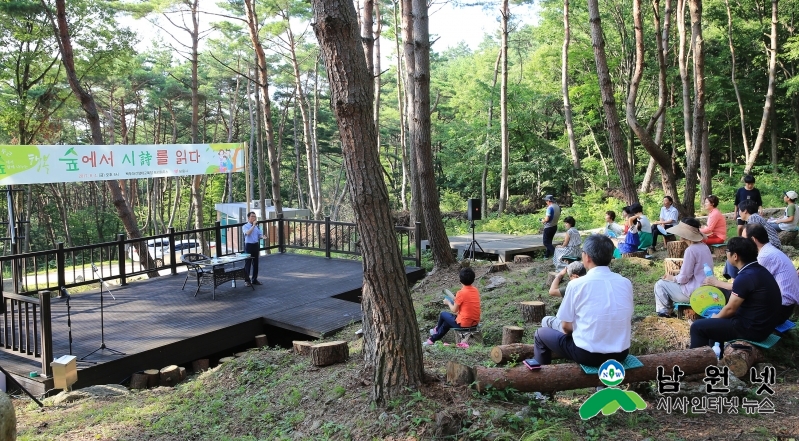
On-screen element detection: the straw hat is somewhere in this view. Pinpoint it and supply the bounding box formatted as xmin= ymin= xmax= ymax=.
xmin=666 ymin=221 xmax=706 ymax=242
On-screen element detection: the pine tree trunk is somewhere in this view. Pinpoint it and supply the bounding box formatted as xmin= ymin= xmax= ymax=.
xmin=562 ymin=0 xmax=583 ymax=195
xmin=312 ymin=0 xmax=424 ymax=404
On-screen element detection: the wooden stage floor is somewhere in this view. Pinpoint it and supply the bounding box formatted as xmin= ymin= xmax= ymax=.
xmin=1 ymin=253 xmax=424 ymax=395
xmin=445 ymin=232 xmax=565 ymax=262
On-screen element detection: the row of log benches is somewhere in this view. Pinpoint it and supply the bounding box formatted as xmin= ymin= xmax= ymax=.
xmin=129 ymin=334 xmax=351 ymax=390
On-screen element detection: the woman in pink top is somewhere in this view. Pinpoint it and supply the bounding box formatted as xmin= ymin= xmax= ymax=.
xmin=700 ymin=195 xmax=726 ymax=245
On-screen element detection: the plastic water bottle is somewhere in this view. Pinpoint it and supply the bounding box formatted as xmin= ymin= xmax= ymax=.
xmin=712 ymin=342 xmax=721 ymax=359
xmin=704 ymin=263 xmax=713 ymax=278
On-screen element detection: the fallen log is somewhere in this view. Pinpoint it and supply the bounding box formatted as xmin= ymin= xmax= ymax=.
xmin=490 ymin=343 xmax=535 ymax=365
xmin=722 ymin=342 xmax=763 ymax=378
xmin=502 ymin=326 xmax=524 ymax=345
xmin=447 ymin=361 xmax=475 ymax=385
xmin=451 ymin=347 xmax=717 ymax=393
xmin=310 ymin=341 xmax=349 ymax=366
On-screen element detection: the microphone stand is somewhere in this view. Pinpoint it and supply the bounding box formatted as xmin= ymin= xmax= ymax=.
xmin=80 ymin=263 xmax=125 ymax=361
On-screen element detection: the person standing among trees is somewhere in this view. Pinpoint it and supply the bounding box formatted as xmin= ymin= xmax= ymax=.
xmin=541 ymin=195 xmax=561 ymax=259
xmin=242 ymin=212 xmax=266 ymax=286
xmin=734 ymin=175 xmax=762 ymax=237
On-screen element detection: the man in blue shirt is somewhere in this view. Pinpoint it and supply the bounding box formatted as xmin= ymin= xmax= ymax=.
xmin=242 ymin=211 xmax=265 ymax=286
xmin=541 ymin=195 xmax=561 ymax=259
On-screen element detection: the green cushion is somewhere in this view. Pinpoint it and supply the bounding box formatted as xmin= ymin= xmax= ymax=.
xmin=580 ymin=354 xmax=644 ymax=374
xmin=736 ymin=334 xmax=781 ymax=349
xmin=710 ymin=243 xmax=727 ymax=248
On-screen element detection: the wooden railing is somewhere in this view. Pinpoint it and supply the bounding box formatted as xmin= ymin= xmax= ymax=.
xmin=0 ymin=217 xmax=421 ymax=373
xmin=0 ymin=291 xmax=52 ymax=377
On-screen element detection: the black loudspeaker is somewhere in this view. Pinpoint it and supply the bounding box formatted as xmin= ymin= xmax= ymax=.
xmin=467 ymin=198 xmax=482 ymax=221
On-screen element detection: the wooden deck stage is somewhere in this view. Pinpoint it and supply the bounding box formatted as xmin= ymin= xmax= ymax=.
xmin=1 ymin=253 xmax=425 ymax=396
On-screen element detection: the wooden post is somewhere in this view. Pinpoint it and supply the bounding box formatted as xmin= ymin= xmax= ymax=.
xmin=519 ymin=301 xmax=545 ymax=324
xmin=501 ymin=326 xmax=524 ymax=345
xmin=39 ymin=291 xmax=53 ymax=377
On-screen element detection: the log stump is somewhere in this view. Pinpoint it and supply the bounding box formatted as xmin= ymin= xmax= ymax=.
xmin=667 ymin=241 xmax=688 ymax=258
xmin=622 ymin=251 xmax=647 ymax=259
xmin=144 ymin=369 xmax=160 ymax=388
xmin=723 ymin=342 xmax=764 ymax=378
xmin=191 ymin=359 xmax=209 ymax=373
xmin=446 ymin=360 xmax=475 ymax=385
xmin=502 ymin=326 xmax=525 ymax=345
xmin=178 ymin=367 xmax=186 ymax=382
xmin=130 ymin=372 xmax=149 ymax=390
xmin=490 ymin=263 xmax=509 ymax=273
xmin=310 ymin=341 xmax=349 ymax=367
xmin=159 ymin=365 xmax=181 ymax=387
xmin=664 ymin=258 xmax=684 ymax=277
xmin=514 ymin=255 xmax=532 ymax=263
xmin=490 ymin=343 xmax=536 ymax=365
xmin=293 ymin=340 xmax=314 ymax=356
xmin=519 ymin=301 xmax=546 ymax=324
xmin=711 ymin=245 xmax=727 ymax=259
xmin=255 ymin=334 xmax=268 ymax=348
xmin=778 ymin=230 xmax=798 ymax=246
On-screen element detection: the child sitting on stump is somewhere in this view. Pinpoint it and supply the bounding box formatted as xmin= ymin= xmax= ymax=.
xmin=424 ymin=267 xmax=481 ymax=346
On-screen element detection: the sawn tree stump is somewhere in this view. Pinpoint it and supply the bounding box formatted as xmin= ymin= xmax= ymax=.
xmin=667 ymin=241 xmax=688 ymax=258
xmin=293 ymin=341 xmax=314 ymax=356
xmin=159 ymin=365 xmax=181 ymax=387
xmin=255 ymin=334 xmax=268 ymax=348
xmin=191 ymin=359 xmax=209 ymax=373
xmin=519 ymin=301 xmax=545 ymax=324
xmin=502 ymin=326 xmax=525 ymax=345
xmin=130 ymin=372 xmax=149 ymax=390
xmin=664 ymin=258 xmax=683 ymax=277
xmin=452 ymin=347 xmax=717 ymax=393
xmin=513 ymin=255 xmax=532 ymax=263
xmin=144 ymin=369 xmax=160 ymax=388
xmin=490 ymin=343 xmax=535 ymax=365
xmin=310 ymin=341 xmax=349 ymax=366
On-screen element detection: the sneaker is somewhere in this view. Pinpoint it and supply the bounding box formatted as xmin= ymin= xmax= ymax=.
xmin=244 ymin=282 xmax=252 ymax=287
xmin=251 ymin=280 xmax=262 ymax=285
xmin=657 ymin=312 xmax=669 ymax=318
xmin=422 ymin=339 xmax=434 ymax=346
xmin=430 ymin=327 xmax=437 ymax=336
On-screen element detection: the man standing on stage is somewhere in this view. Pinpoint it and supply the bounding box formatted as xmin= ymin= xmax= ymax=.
xmin=243 ymin=211 xmax=265 ymax=286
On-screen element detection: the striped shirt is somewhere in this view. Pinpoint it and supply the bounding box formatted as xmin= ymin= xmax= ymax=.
xmin=758 ymin=243 xmax=799 ymax=306
xmin=747 ymin=214 xmax=782 ymax=250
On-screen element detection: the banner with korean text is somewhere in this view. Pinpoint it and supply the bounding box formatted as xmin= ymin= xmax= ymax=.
xmin=0 ymin=143 xmax=246 ymax=185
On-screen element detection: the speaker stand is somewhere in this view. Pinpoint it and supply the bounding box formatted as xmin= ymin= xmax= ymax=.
xmin=464 ymin=221 xmax=484 ymax=261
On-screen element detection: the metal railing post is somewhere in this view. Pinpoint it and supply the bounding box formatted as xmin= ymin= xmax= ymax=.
xmin=39 ymin=290 xmax=53 ymax=377
xmin=168 ymin=227 xmax=177 ymax=275
xmin=117 ymin=234 xmax=127 ymax=286
xmin=325 ymin=216 xmax=331 ymax=258
xmin=214 ymin=221 xmax=222 ymax=258
xmin=415 ymin=222 xmax=422 ymax=268
xmin=56 ymin=242 xmax=66 ymax=290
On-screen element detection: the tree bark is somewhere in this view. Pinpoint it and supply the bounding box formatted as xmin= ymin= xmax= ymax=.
xmin=498 ymin=0 xmax=510 ymax=213
xmin=586 ymin=0 xmax=637 ymax=205
xmin=744 ymin=0 xmax=778 ymax=175
xmin=47 ymin=0 xmax=157 ymax=277
xmin=244 ymin=0 xmax=283 ymax=214
xmin=562 ymin=0 xmax=583 ymax=195
xmin=724 ymin=0 xmax=750 ymax=164
xmin=683 ymin=0 xmax=707 ymax=217
xmin=312 ymin=0 xmax=424 ymax=403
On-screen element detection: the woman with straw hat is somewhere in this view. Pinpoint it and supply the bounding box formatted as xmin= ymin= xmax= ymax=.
xmin=654 ymin=218 xmax=714 ymax=317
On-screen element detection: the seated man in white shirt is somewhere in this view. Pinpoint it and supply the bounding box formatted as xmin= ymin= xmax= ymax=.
xmin=651 ymin=196 xmax=679 ymax=250
xmin=533 ymin=234 xmax=634 ymax=366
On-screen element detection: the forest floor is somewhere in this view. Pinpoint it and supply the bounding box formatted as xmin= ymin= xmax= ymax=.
xmin=12 ymin=248 xmax=799 ymax=441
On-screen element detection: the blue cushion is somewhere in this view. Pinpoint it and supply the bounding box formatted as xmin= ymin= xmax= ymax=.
xmin=775 ymin=320 xmax=796 ymax=333
xmin=580 ymin=354 xmax=644 ymax=374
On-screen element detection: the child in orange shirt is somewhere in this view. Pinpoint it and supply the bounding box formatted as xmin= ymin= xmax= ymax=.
xmin=424 ymin=267 xmax=481 ymax=345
